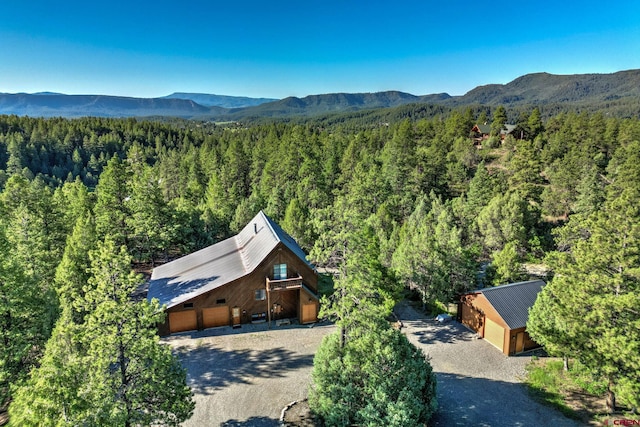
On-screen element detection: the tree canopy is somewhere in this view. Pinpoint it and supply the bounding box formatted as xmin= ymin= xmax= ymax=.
xmin=0 ymin=107 xmax=639 ymax=419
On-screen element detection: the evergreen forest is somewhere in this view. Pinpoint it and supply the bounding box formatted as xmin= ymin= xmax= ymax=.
xmin=0 ymin=105 xmax=639 ymax=423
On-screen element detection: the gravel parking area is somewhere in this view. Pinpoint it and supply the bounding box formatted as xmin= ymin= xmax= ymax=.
xmin=164 ymin=322 xmax=334 ymax=427
xmin=166 ymin=303 xmax=581 ymax=427
xmin=395 ymin=301 xmax=582 ymax=427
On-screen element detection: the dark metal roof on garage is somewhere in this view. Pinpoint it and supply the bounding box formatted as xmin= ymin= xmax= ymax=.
xmin=147 ymin=210 xmax=313 ymax=309
xmin=479 ymin=280 xmax=545 ymax=329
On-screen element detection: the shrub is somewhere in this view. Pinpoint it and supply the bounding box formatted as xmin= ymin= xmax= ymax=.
xmin=309 ymin=327 xmax=437 ymax=427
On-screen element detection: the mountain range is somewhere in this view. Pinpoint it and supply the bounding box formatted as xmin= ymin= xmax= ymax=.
xmin=1 ymin=69 xmax=639 ymax=119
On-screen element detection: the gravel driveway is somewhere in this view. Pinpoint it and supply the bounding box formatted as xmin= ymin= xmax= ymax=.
xmin=395 ymin=301 xmax=582 ymax=427
xmin=164 ymin=322 xmax=334 ymax=426
xmin=166 ymin=303 xmax=581 ymax=427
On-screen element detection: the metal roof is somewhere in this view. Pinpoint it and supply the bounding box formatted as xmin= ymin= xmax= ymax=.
xmin=501 ymin=124 xmax=517 ymax=135
xmin=474 ymin=124 xmax=491 ymax=134
xmin=479 ymin=280 xmax=545 ymax=329
xmin=147 ymin=210 xmax=313 ymax=309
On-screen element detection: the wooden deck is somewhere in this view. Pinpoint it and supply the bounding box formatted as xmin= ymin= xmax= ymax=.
xmin=266 ymin=275 xmax=303 ymax=292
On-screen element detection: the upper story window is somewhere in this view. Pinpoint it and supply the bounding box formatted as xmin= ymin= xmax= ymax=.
xmin=273 ymin=263 xmax=287 ymax=280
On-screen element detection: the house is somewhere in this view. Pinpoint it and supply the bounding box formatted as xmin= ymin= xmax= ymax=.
xmin=471 ymin=124 xmax=492 ymax=143
xmin=147 ymin=211 xmax=319 ymax=335
xmin=471 ymin=123 xmax=517 ymax=145
xmin=458 ymin=280 xmax=544 ymax=355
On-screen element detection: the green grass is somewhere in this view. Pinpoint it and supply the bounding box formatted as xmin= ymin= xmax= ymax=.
xmin=526 ymin=358 xmax=640 ymax=425
xmin=524 ymin=360 xmax=583 ymax=420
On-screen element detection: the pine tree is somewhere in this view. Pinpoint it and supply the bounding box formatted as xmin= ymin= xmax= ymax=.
xmin=9 ymin=239 xmax=195 ymax=426
xmin=527 ymin=107 xmax=544 ymax=140
xmin=527 ymin=258 xmax=575 ymax=371
xmin=0 ymin=223 xmax=53 ymax=407
xmin=490 ymin=106 xmax=507 ymax=137
xmin=127 ymin=163 xmax=173 ymax=264
xmin=310 ymin=225 xmax=436 ymax=427
xmin=490 ymin=241 xmax=527 ymax=286
xmin=54 ymin=213 xmax=97 ymax=324
xmin=309 ymin=328 xmax=437 ymax=427
xmin=8 ymin=316 xmax=90 ymax=426
xmin=320 ymin=224 xmax=399 ymax=346
xmin=82 ymin=239 xmax=195 ymax=426
xmin=94 ymin=156 xmax=131 ymax=248
xmin=475 ymin=191 xmax=530 ymax=256
xmin=530 ymin=145 xmax=640 ymax=411
xmin=392 ymin=194 xmax=477 ymax=307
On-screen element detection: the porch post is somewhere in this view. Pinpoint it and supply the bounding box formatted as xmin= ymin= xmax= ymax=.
xmin=266 ymin=278 xmax=271 ymax=329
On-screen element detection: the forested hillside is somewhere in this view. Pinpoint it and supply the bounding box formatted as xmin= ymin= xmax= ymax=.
xmin=3 ymin=70 xmax=640 ymax=120
xmin=1 ymin=106 xmax=639 ymax=419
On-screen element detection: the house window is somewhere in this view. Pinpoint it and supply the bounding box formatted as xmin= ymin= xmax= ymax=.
xmin=183 ymin=302 xmax=194 ymax=309
xmin=255 ymin=289 xmax=266 ymax=301
xmin=216 ymin=298 xmax=226 ymax=305
xmin=273 ymin=263 xmax=287 ymax=280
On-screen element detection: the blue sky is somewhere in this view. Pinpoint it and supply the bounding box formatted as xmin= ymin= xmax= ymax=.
xmin=1 ymin=1 xmax=639 ymax=99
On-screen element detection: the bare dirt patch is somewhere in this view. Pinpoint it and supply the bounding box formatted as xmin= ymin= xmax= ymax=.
xmin=282 ymin=399 xmax=318 ymax=427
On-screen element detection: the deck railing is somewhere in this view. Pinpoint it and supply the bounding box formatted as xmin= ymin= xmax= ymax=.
xmin=266 ymin=275 xmax=303 ymax=292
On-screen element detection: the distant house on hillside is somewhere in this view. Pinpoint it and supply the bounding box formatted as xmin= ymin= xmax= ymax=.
xmin=471 ymin=123 xmax=517 ymax=146
xmin=458 ymin=280 xmax=544 ymax=355
xmin=471 ymin=124 xmax=492 ymax=143
xmin=147 ymin=211 xmax=319 ymax=335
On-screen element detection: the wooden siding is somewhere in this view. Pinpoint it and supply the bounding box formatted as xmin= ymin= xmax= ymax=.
xmin=460 ymin=292 xmax=542 ymax=355
xmin=162 ymin=242 xmax=318 ymax=334
xmin=460 ymin=293 xmax=509 ymax=332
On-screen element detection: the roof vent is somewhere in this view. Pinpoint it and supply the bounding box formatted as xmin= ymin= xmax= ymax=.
xmin=254 ymin=223 xmax=258 ymax=234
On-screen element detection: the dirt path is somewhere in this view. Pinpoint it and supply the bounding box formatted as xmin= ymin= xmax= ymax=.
xmin=395 ymin=302 xmax=582 ymax=427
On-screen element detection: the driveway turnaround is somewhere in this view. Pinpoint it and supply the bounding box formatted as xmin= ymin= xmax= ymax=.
xmin=164 ymin=322 xmax=334 ymax=427
xmin=167 ymin=304 xmax=581 ymax=427
xmin=395 ymin=302 xmax=582 ymax=427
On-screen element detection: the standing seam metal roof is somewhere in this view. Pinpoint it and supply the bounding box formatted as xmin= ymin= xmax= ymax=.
xmin=478 ymin=280 xmax=545 ymax=330
xmin=147 ymin=211 xmax=313 ymax=309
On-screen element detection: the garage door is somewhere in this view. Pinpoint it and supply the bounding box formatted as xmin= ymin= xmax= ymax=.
xmin=169 ymin=310 xmax=197 ymax=333
xmin=203 ymin=306 xmax=229 ymax=328
xmin=484 ymin=317 xmax=504 ymax=351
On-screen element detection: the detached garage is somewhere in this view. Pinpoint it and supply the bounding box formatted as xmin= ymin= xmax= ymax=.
xmin=458 ymin=280 xmax=545 ymax=355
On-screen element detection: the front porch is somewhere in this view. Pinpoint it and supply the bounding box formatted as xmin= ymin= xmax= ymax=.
xmin=265 ymin=275 xmax=318 ymax=326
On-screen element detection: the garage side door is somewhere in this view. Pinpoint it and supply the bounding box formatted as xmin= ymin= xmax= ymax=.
xmin=203 ymin=306 xmax=229 ymax=328
xmin=484 ymin=317 xmax=504 ymax=352
xmin=301 ymin=303 xmax=317 ymax=324
xmin=169 ymin=310 xmax=197 ymax=333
